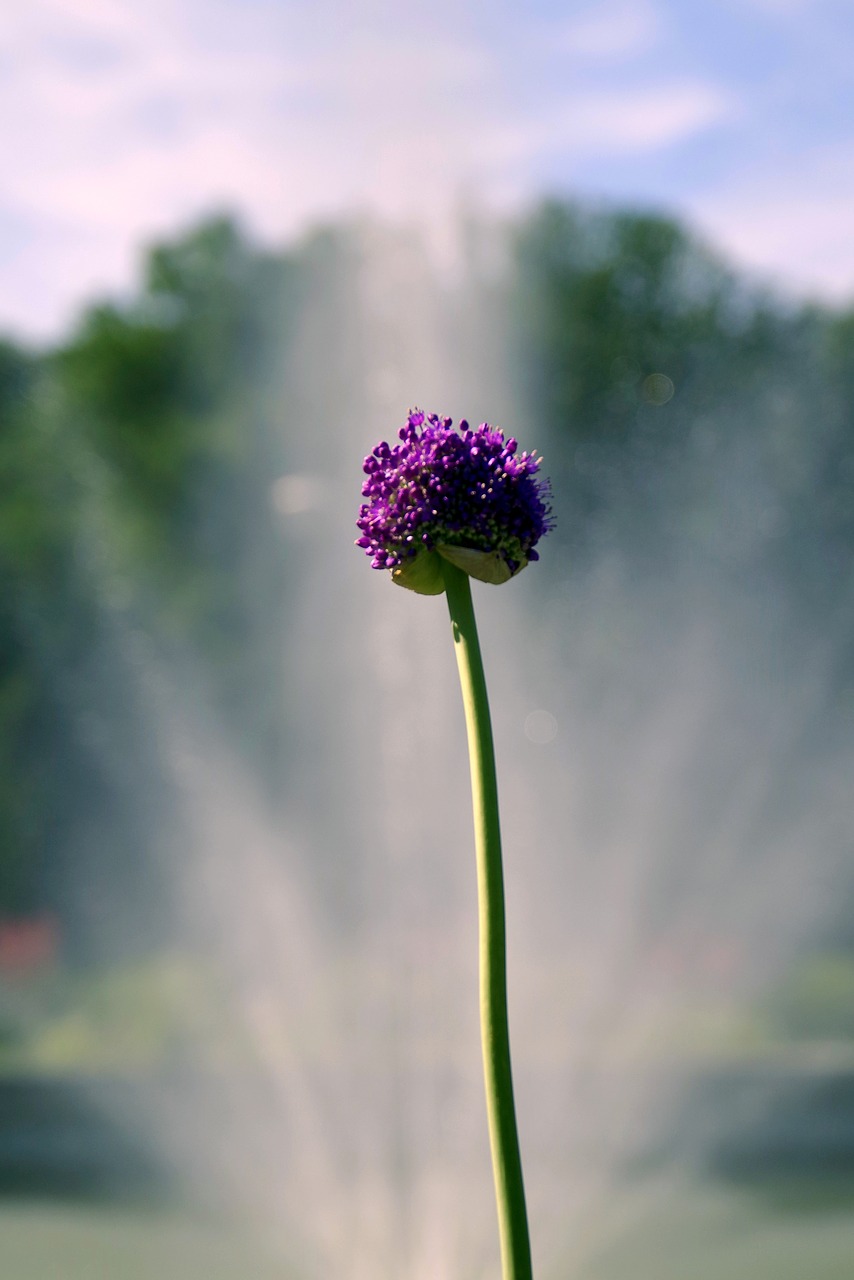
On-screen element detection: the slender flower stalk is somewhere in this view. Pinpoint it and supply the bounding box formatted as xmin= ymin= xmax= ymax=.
xmin=356 ymin=410 xmax=552 ymax=1278
xmin=442 ymin=557 xmax=532 ymax=1280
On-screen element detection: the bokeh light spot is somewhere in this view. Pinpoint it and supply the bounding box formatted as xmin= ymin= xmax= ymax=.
xmin=642 ymin=372 xmax=675 ymax=405
xmin=523 ymin=709 xmax=558 ymax=744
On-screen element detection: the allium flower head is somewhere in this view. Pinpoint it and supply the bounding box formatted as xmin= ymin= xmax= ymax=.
xmin=356 ymin=411 xmax=553 ymax=593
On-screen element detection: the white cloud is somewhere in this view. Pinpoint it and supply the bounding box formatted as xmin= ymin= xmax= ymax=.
xmin=481 ymin=81 xmax=734 ymax=168
xmin=0 ymin=1 xmax=500 ymax=335
xmin=736 ymin=0 xmax=817 ymax=15
xmin=691 ymin=144 xmax=854 ymax=301
xmin=0 ymin=0 xmax=849 ymax=336
xmin=0 ymin=59 xmax=735 ymax=338
xmin=555 ymin=0 xmax=662 ymax=61
xmin=560 ymin=82 xmax=733 ymax=152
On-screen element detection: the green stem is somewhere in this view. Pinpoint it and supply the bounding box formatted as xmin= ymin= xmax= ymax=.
xmin=442 ymin=559 xmax=533 ymax=1280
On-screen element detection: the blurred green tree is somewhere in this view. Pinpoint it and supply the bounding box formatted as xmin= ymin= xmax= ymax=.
xmin=1 ymin=200 xmax=854 ymax=964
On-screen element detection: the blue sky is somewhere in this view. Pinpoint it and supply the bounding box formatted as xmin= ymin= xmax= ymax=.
xmin=2 ymin=0 xmax=853 ymax=339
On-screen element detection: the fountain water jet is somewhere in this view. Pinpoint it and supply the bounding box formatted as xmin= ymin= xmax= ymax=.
xmin=50 ymin=215 xmax=854 ymax=1279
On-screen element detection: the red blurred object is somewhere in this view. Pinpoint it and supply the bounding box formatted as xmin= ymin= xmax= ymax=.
xmin=0 ymin=915 xmax=59 ymax=974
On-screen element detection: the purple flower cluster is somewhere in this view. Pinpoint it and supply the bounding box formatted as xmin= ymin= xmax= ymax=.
xmin=356 ymin=411 xmax=553 ymax=583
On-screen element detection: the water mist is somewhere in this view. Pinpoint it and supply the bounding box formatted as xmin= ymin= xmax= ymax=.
xmin=48 ymin=215 xmax=854 ymax=1279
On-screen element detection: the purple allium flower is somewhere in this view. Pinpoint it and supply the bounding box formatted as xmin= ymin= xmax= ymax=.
xmin=356 ymin=411 xmax=553 ymax=593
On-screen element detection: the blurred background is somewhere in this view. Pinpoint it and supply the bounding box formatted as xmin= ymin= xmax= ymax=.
xmin=2 ymin=2 xmax=854 ymax=1277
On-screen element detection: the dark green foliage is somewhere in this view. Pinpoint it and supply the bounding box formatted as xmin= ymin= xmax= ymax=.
xmin=512 ymin=201 xmax=853 ymax=596
xmin=1 ymin=201 xmax=853 ymax=955
xmin=0 ymin=217 xmax=301 ymax=944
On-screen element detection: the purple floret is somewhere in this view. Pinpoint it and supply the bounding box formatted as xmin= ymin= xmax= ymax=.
xmin=356 ymin=410 xmax=554 ymax=574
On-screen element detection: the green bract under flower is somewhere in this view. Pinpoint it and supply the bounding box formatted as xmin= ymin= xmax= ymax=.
xmin=356 ymin=412 xmax=553 ymax=594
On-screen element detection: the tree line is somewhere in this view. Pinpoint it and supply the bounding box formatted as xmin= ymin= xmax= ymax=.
xmin=1 ymin=204 xmax=852 ymax=954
